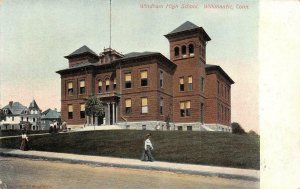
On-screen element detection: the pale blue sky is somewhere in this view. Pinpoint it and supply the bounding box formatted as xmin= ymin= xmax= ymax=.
xmin=0 ymin=0 xmax=259 ymax=131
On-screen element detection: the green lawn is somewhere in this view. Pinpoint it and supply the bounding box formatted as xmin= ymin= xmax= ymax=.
xmin=0 ymin=130 xmax=49 ymax=137
xmin=0 ymin=130 xmax=260 ymax=169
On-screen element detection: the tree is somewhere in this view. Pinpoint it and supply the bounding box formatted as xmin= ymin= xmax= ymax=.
xmin=85 ymin=95 xmax=105 ymax=129
xmin=0 ymin=109 xmax=6 ymax=121
xmin=231 ymin=122 xmax=246 ymax=134
xmin=248 ymin=130 xmax=259 ymax=136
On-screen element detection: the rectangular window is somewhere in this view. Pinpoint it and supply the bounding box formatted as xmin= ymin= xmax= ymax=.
xmin=21 ymin=117 xmax=23 ymax=121
xmin=217 ymin=81 xmax=220 ymax=96
xmin=125 ymin=99 xmax=132 ymax=114
xmin=160 ymin=98 xmax=163 ymax=115
xmin=106 ymin=80 xmax=110 ymax=91
xmin=187 ymin=126 xmax=192 ymax=131
xmin=113 ymin=78 xmax=117 ymax=90
xmin=188 ymin=76 xmax=193 ymax=91
xmin=12 ymin=116 xmax=14 ymax=121
xmin=68 ymin=82 xmax=73 ymax=96
xmin=68 ymin=105 xmax=73 ymax=119
xmin=33 ymin=118 xmax=35 ymax=122
xmin=80 ymin=104 xmax=85 ymax=118
xmin=201 ymin=77 xmax=205 ymax=92
xmin=180 ymin=102 xmax=185 ymax=117
xmin=177 ymin=126 xmax=183 ymax=131
xmin=221 ymin=84 xmax=224 ymax=97
xmin=141 ymin=71 xmax=148 ymax=87
xmin=79 ymin=80 xmax=85 ymax=94
xmin=141 ymin=97 xmax=148 ymax=114
xmin=179 ymin=77 xmax=184 ymax=91
xmin=201 ymin=103 xmax=204 ymax=123
xmin=98 ymin=80 xmax=102 ymax=93
xmin=142 ymin=125 xmax=146 ymax=130
xmin=221 ymin=105 xmax=223 ymax=121
xmin=125 ymin=73 xmax=132 ymax=89
xmin=180 ymin=101 xmax=191 ymax=117
xmin=185 ymin=101 xmax=191 ymax=116
xmin=160 ymin=70 xmax=163 ymax=88
xmin=218 ymin=104 xmax=220 ymax=121
xmin=227 ymin=88 xmax=230 ymax=100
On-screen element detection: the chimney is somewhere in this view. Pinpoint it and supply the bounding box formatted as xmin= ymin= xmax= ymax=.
xmin=9 ymin=101 xmax=13 ymax=107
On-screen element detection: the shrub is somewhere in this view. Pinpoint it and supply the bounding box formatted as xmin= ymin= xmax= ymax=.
xmin=248 ymin=130 xmax=259 ymax=136
xmin=231 ymin=122 xmax=246 ymax=134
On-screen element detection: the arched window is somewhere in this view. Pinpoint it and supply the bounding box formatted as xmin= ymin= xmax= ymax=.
xmin=181 ymin=45 xmax=186 ymax=55
xmin=174 ymin=47 xmax=179 ymax=57
xmin=189 ymin=44 xmax=194 ymax=54
xmin=105 ymin=79 xmax=110 ymax=91
xmin=98 ymin=80 xmax=102 ymax=93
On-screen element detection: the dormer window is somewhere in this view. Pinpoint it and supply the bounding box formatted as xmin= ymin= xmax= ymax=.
xmin=174 ymin=47 xmax=179 ymax=57
xmin=182 ymin=45 xmax=187 ymax=58
xmin=189 ymin=44 xmax=194 ymax=57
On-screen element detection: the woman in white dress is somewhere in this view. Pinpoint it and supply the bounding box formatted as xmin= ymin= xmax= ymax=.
xmin=20 ymin=130 xmax=29 ymax=151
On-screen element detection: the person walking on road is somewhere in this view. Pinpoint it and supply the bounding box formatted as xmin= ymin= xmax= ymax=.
xmin=20 ymin=130 xmax=29 ymax=151
xmin=141 ymin=133 xmax=154 ymax=162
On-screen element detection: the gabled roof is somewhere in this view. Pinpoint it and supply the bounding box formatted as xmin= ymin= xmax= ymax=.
xmin=65 ymin=45 xmax=98 ymax=59
xmin=165 ymin=21 xmax=211 ymax=41
xmin=41 ymin=109 xmax=61 ymax=119
xmin=2 ymin=102 xmax=27 ymax=115
xmin=28 ymin=99 xmax=40 ymax=110
xmin=205 ymin=64 xmax=234 ymax=84
xmin=41 ymin=108 xmax=51 ymax=115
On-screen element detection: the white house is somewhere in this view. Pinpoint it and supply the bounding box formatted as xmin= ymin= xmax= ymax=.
xmin=0 ymin=99 xmax=42 ymax=130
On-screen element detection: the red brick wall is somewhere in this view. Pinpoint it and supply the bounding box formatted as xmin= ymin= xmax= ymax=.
xmin=61 ymin=71 xmax=93 ymax=125
xmin=116 ymin=59 xmax=174 ymax=122
xmin=205 ymin=71 xmax=232 ymax=126
xmin=167 ymin=33 xmax=206 ymax=123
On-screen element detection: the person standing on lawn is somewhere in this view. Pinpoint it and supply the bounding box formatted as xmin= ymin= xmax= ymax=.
xmin=20 ymin=130 xmax=29 ymax=151
xmin=141 ymin=133 xmax=154 ymax=162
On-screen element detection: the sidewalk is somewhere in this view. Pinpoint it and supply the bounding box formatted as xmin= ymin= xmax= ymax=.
xmin=0 ymin=148 xmax=259 ymax=181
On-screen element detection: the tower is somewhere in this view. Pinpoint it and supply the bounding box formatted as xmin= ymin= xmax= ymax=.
xmin=165 ymin=21 xmax=211 ymax=126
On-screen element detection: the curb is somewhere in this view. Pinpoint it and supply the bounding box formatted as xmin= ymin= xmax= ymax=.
xmin=0 ymin=150 xmax=259 ymax=181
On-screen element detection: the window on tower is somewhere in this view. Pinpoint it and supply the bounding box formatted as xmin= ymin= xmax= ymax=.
xmin=174 ymin=47 xmax=179 ymax=57
xmin=182 ymin=45 xmax=187 ymax=57
xmin=189 ymin=44 xmax=194 ymax=57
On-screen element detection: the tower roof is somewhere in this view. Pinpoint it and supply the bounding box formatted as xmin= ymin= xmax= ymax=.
xmin=165 ymin=21 xmax=211 ymax=41
xmin=65 ymin=45 xmax=98 ymax=59
xmin=167 ymin=21 xmax=200 ymax=35
xmin=28 ymin=99 xmax=40 ymax=110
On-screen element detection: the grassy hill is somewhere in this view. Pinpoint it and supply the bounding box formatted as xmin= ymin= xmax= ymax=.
xmin=0 ymin=130 xmax=260 ymax=169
